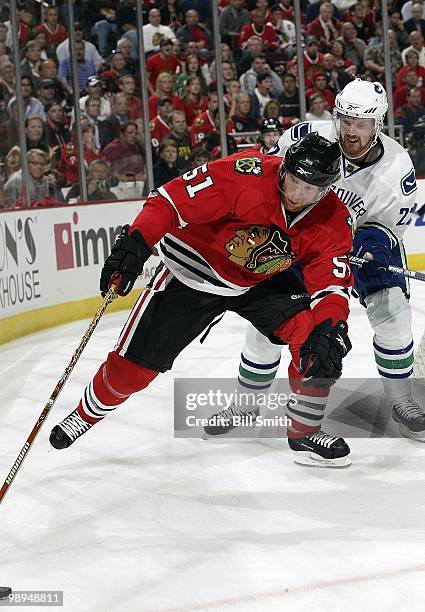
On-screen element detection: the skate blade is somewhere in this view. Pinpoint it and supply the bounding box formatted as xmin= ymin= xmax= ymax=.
xmin=202 ymin=424 xmax=258 ymax=440
xmin=293 ymin=451 xmax=351 ymax=468
xmin=396 ymin=423 xmax=425 ymax=442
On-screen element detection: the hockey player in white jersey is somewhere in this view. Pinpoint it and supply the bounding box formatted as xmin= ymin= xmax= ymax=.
xmin=205 ymin=78 xmax=423 ymax=460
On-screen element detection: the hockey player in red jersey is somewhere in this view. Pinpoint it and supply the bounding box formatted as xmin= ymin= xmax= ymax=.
xmin=49 ymin=133 xmax=353 ymax=466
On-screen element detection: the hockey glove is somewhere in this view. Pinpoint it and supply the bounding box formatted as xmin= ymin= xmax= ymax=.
xmin=356 ymin=241 xmax=392 ymax=291
xmin=100 ymin=225 xmax=152 ymax=297
xmin=299 ymin=319 xmax=352 ymax=388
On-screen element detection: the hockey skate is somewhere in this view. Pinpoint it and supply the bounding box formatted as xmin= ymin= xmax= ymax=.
xmin=49 ymin=409 xmax=94 ymax=449
xmin=202 ymin=404 xmax=259 ymax=439
xmin=392 ymin=396 xmax=425 ymax=442
xmin=288 ymin=432 xmax=351 ymax=467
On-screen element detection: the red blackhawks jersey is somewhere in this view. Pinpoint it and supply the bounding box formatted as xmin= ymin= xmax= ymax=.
xmin=131 ymin=150 xmax=353 ymax=324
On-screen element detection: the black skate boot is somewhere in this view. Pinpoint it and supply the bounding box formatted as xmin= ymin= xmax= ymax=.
xmin=49 ymin=409 xmax=94 ymax=449
xmin=392 ymin=396 xmax=425 ymax=441
xmin=203 ymin=404 xmax=259 ymax=439
xmin=288 ymin=431 xmax=351 ymax=467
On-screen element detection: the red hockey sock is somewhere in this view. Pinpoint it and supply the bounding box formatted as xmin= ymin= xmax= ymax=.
xmin=274 ymin=311 xmax=329 ymax=439
xmin=77 ymin=350 xmax=159 ymax=424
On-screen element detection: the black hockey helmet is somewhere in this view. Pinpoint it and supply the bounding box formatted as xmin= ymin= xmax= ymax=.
xmin=260 ymin=118 xmax=282 ymax=134
xmin=281 ymin=132 xmax=341 ymax=189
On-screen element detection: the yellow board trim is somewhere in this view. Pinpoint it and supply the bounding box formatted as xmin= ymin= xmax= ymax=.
xmin=1 ymin=254 xmax=424 ymax=346
xmin=0 ymin=289 xmax=142 ymax=346
xmin=407 ymin=254 xmax=425 ymax=271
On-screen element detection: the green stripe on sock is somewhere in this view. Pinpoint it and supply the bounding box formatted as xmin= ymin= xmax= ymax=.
xmin=374 ymin=353 xmax=414 ymax=370
xmin=239 ymin=365 xmax=277 ymax=382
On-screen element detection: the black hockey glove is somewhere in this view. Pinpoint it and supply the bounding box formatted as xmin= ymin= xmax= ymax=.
xmin=100 ymin=225 xmax=152 ymax=297
xmin=299 ymin=319 xmax=352 ymax=388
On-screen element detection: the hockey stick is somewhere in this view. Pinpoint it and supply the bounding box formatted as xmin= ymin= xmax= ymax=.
xmin=0 ymin=286 xmax=118 ymax=505
xmin=349 ymin=256 xmax=425 ymax=282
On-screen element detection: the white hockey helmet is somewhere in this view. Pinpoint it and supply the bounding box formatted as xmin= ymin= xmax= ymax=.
xmin=334 ymin=78 xmax=388 ymax=143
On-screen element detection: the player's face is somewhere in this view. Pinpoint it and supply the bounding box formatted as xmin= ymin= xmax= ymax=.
xmin=338 ymin=115 xmax=376 ymax=159
xmin=262 ymin=131 xmax=280 ymax=149
xmin=282 ymin=172 xmax=325 ymax=213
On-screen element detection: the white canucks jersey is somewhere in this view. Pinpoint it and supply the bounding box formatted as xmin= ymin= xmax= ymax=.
xmin=270 ymin=121 xmax=417 ymax=248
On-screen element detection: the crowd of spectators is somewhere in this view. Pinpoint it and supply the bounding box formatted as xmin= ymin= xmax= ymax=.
xmin=1 ymin=0 xmax=425 ymax=208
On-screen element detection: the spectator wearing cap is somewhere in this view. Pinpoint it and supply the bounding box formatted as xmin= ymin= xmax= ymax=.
xmin=146 ymin=39 xmax=182 ymax=96
xmin=37 ymin=59 xmax=66 ymax=104
xmin=78 ymin=76 xmax=112 ymax=121
xmin=305 ymin=71 xmax=336 ymax=110
xmin=239 ymin=52 xmax=283 ymax=97
xmin=250 ymin=72 xmax=277 ymax=120
xmin=100 ymin=50 xmax=129 ymax=93
xmin=102 ymin=121 xmax=145 ymax=182
xmin=337 ymin=22 xmax=366 ymax=71
xmin=238 ymin=9 xmax=278 ymax=52
xmin=36 ymin=79 xmax=58 ymax=108
xmin=149 ymin=97 xmax=173 ymax=150
xmin=148 ymin=72 xmax=186 ymax=119
xmin=219 ymin=0 xmax=250 ymax=49
xmin=307 ymin=2 xmax=341 ymax=52
xmin=302 ymin=36 xmax=325 ymax=83
xmin=143 ymin=8 xmax=176 ymax=55
xmin=45 ymin=102 xmax=70 ymax=150
xmin=59 ymin=41 xmax=97 ymax=91
xmin=56 ymin=22 xmax=104 ymax=72
xmin=34 ymin=5 xmax=67 ymax=52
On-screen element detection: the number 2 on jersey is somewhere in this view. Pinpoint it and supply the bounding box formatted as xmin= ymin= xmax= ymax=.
xmin=182 ymin=164 xmax=213 ymax=198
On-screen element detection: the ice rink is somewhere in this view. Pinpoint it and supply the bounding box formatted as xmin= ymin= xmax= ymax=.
xmin=2 ymin=283 xmax=425 ymax=611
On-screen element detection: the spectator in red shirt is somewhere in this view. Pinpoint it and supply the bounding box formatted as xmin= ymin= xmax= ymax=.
xmin=149 ymin=97 xmax=173 ymax=149
xmin=307 ymin=2 xmax=341 ymax=52
xmin=146 ymin=38 xmax=182 ymax=95
xmin=396 ymin=48 xmax=425 ymax=88
xmin=305 ymin=71 xmax=336 ymax=110
xmin=239 ymin=9 xmax=279 ymax=52
xmin=394 ymin=68 xmax=425 ymax=109
xmin=102 ymin=121 xmax=145 ymax=182
xmin=35 ymin=6 xmax=67 ymax=53
xmin=148 ymin=71 xmax=186 ymax=118
xmin=181 ymin=76 xmax=208 ymax=126
xmin=190 ymin=91 xmax=219 ymax=146
xmin=303 ymin=36 xmax=325 ymax=84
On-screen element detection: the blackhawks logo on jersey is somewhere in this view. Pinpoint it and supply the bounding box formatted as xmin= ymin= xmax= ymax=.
xmin=234 ymin=156 xmax=263 ymax=176
xmin=225 ymin=225 xmax=296 ymax=274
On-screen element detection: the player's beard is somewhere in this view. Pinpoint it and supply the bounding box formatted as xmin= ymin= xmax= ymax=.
xmin=341 ymin=133 xmax=374 ymax=160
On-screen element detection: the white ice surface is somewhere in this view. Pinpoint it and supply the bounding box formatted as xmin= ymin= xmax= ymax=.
xmin=1 ymin=285 xmax=425 ymax=611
